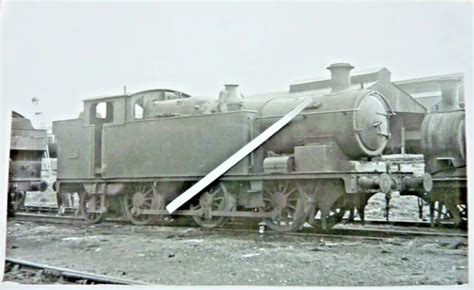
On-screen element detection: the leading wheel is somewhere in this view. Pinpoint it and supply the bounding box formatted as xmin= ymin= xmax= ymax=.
xmin=304 ymin=181 xmax=347 ymax=230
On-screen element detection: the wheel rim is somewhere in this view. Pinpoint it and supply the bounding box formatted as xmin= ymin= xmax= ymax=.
xmin=262 ymin=181 xmax=306 ymax=232
xmin=191 ymin=183 xmax=229 ymax=228
xmin=121 ymin=184 xmax=158 ymax=225
xmin=80 ymin=192 xmax=106 ymax=224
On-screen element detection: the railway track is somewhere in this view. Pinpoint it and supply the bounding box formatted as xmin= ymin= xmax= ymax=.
xmin=13 ymin=212 xmax=128 ymax=225
xmin=18 ymin=204 xmax=457 ymax=227
xmin=4 ymin=257 xmax=148 ymax=285
xmin=17 ymin=204 xmax=459 ymax=227
xmin=10 ymin=210 xmax=467 ymax=240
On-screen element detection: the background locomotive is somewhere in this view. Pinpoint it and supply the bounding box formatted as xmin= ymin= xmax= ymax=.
xmin=8 ymin=111 xmax=49 ymax=216
xmin=52 ymin=63 xmax=430 ymax=231
xmin=419 ymin=77 xmax=467 ymax=227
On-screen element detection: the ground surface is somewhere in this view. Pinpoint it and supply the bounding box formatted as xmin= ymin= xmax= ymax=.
xmin=4 ymin=220 xmax=468 ymax=286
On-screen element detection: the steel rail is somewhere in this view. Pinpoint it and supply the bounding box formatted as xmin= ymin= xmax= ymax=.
xmin=12 ymin=212 xmax=128 ymax=225
xmin=16 ymin=205 xmax=458 ymax=228
xmin=10 ymin=212 xmax=467 ymax=239
xmin=5 ymin=257 xmax=149 ymax=285
xmin=215 ymin=226 xmax=467 ymax=241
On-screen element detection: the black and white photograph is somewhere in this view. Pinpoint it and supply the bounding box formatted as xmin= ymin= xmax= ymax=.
xmin=0 ymin=1 xmax=472 ymax=288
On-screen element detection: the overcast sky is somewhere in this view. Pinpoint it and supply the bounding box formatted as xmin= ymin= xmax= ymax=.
xmin=1 ymin=1 xmax=472 ymax=127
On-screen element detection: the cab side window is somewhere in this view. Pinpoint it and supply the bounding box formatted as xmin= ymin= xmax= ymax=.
xmin=90 ymin=101 xmax=114 ymax=124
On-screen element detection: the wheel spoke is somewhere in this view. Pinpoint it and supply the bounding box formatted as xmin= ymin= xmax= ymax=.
xmin=287 ymin=204 xmax=297 ymax=210
xmin=284 ymin=187 xmax=297 ymax=197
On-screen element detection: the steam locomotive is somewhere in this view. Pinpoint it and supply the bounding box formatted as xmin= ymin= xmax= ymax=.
xmin=419 ymin=77 xmax=467 ymax=227
xmin=8 ymin=111 xmax=49 ymax=216
xmin=52 ymin=63 xmax=431 ymax=231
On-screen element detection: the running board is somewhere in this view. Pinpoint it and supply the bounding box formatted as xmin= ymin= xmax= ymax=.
xmin=166 ymin=97 xmax=314 ymax=214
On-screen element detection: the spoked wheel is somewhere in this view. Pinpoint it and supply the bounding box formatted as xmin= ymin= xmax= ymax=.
xmin=262 ymin=180 xmax=306 ymax=232
xmin=191 ymin=183 xmax=231 ymax=228
xmin=79 ymin=192 xmax=106 ymax=224
xmin=304 ymin=181 xmax=347 ymax=230
xmin=121 ymin=183 xmax=160 ymax=225
xmin=307 ymin=205 xmax=346 ymax=229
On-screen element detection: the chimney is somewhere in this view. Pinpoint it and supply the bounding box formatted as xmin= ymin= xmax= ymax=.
xmin=327 ymin=63 xmax=354 ymax=93
xmin=438 ymin=77 xmax=460 ymax=111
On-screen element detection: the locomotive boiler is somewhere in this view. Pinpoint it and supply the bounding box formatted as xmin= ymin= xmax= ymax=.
xmin=8 ymin=111 xmax=49 ymax=216
xmin=52 ymin=63 xmax=431 ymax=231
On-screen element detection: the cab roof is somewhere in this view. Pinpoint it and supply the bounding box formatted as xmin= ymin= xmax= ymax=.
xmin=82 ymin=88 xmax=191 ymax=102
